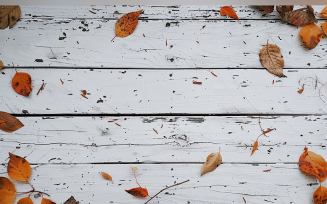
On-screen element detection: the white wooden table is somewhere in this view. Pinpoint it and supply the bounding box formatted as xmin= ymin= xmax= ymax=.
xmin=1 ymin=5 xmax=327 ymax=204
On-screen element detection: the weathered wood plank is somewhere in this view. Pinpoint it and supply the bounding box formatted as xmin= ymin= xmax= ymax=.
xmin=1 ymin=69 xmax=327 ymax=114
xmin=1 ymin=19 xmax=326 ymax=68
xmin=19 ymin=5 xmax=327 ymax=20
xmin=0 ymin=163 xmax=322 ymax=203
xmin=1 ymin=116 xmax=326 ymax=164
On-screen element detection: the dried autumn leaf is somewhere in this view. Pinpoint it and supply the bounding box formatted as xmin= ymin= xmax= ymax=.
xmin=299 ymin=23 xmax=322 ymax=50
xmin=220 ymin=6 xmax=239 ymax=20
xmin=251 ymin=140 xmax=259 ymax=155
xmin=41 ymin=198 xmax=56 ymax=204
xmin=285 ymin=5 xmax=317 ymax=27
xmin=276 ymin=5 xmax=294 ymax=21
xmin=260 ymin=6 xmax=274 ymax=13
xmin=7 ymin=153 xmax=31 ymax=182
xmin=0 ymin=6 xmax=21 ymax=29
xmin=17 ymin=197 xmax=33 ymax=204
xmin=314 ymin=185 xmax=327 ymax=204
xmin=0 ymin=60 xmax=3 ymax=71
xmin=101 ymin=172 xmax=113 ymax=183
xmin=125 ymin=187 xmax=149 ymax=198
xmin=64 ymin=196 xmax=79 ymax=204
xmin=299 ymin=148 xmax=327 ymax=182
xmin=298 ymin=84 xmax=304 ymax=94
xmin=0 ymin=177 xmax=16 ymax=204
xmin=322 ymin=22 xmax=327 ymax=35
xmin=12 ymin=71 xmax=32 ymax=96
xmin=0 ymin=111 xmax=24 ymax=133
xmin=259 ymin=41 xmax=284 ymax=77
xmin=201 ymin=148 xmax=222 ymax=176
xmin=321 ymin=6 xmax=327 ymax=17
xmin=131 ymin=166 xmax=138 ymax=173
xmin=115 ymin=10 xmax=142 ymax=38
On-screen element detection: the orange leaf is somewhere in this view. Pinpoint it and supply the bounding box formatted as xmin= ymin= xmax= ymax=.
xmin=298 ymin=84 xmax=304 ymax=94
xmin=220 ymin=6 xmax=239 ymax=20
xmin=7 ymin=153 xmax=31 ymax=182
xmin=0 ymin=177 xmax=16 ymax=204
xmin=41 ymin=198 xmax=56 ymax=204
xmin=321 ymin=6 xmax=327 ymax=17
xmin=115 ymin=10 xmax=142 ymax=38
xmin=251 ymin=140 xmax=258 ymax=156
xmin=101 ymin=172 xmax=113 ymax=183
xmin=299 ymin=148 xmax=327 ymax=182
xmin=0 ymin=111 xmax=24 ymax=133
xmin=125 ymin=187 xmax=148 ymax=198
xmin=11 ymin=71 xmax=32 ymax=96
xmin=17 ymin=197 xmax=33 ymax=204
xmin=313 ymin=185 xmax=327 ymax=204
xmin=263 ymin=169 xmax=271 ymax=172
xmin=286 ymin=6 xmax=317 ymax=27
xmin=299 ymin=23 xmax=322 ymax=50
xmin=322 ymin=22 xmax=327 ymax=35
xmin=0 ymin=60 xmax=3 ymax=71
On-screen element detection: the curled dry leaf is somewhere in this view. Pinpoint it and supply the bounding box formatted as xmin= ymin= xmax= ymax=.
xmin=0 ymin=111 xmax=24 ymax=133
xmin=125 ymin=187 xmax=149 ymax=198
xmin=101 ymin=172 xmax=113 ymax=183
xmin=260 ymin=6 xmax=274 ymax=13
xmin=276 ymin=5 xmax=294 ymax=21
xmin=0 ymin=177 xmax=16 ymax=204
xmin=298 ymin=84 xmax=304 ymax=94
xmin=285 ymin=5 xmax=317 ymax=27
xmin=64 ymin=196 xmax=79 ymax=204
xmin=7 ymin=153 xmax=31 ymax=182
xmin=12 ymin=71 xmax=32 ymax=97
xmin=220 ymin=6 xmax=239 ymax=20
xmin=299 ymin=23 xmax=322 ymax=50
xmin=131 ymin=166 xmax=138 ymax=173
xmin=322 ymin=22 xmax=327 ymax=35
xmin=0 ymin=60 xmax=3 ymax=71
xmin=251 ymin=140 xmax=259 ymax=155
xmin=259 ymin=41 xmax=284 ymax=77
xmin=17 ymin=197 xmax=33 ymax=204
xmin=115 ymin=10 xmax=142 ymax=38
xmin=314 ymin=185 xmax=327 ymax=204
xmin=0 ymin=6 xmax=21 ymax=29
xmin=321 ymin=6 xmax=327 ymax=17
xmin=299 ymin=147 xmax=327 ymax=182
xmin=201 ymin=148 xmax=222 ymax=176
xmin=41 ymin=198 xmax=56 ymax=204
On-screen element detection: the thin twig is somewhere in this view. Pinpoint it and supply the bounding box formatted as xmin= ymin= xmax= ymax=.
xmin=36 ymin=82 xmax=44 ymax=95
xmin=16 ymin=190 xmax=50 ymax=197
xmin=144 ymin=179 xmax=189 ymax=204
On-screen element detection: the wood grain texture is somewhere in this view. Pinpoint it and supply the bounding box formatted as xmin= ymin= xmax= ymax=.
xmin=1 ymin=19 xmax=326 ymax=68
xmin=1 ymin=69 xmax=327 ymax=114
xmin=0 ymin=116 xmax=326 ymax=164
xmin=0 ymin=163 xmax=324 ymax=204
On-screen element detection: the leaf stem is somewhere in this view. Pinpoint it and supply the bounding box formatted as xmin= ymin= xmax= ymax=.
xmin=144 ymin=179 xmax=189 ymax=204
xmin=16 ymin=189 xmax=50 ymax=197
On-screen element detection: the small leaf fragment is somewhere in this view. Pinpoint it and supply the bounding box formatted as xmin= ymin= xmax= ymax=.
xmin=101 ymin=172 xmax=113 ymax=183
xmin=64 ymin=196 xmax=79 ymax=204
xmin=298 ymin=84 xmax=304 ymax=94
xmin=276 ymin=5 xmax=294 ymax=21
xmin=115 ymin=10 xmax=142 ymax=38
xmin=7 ymin=153 xmax=31 ymax=182
xmin=259 ymin=41 xmax=284 ymax=77
xmin=0 ymin=111 xmax=24 ymax=133
xmin=220 ymin=6 xmax=239 ymax=20
xmin=201 ymin=148 xmax=222 ymax=176
xmin=251 ymin=140 xmax=258 ymax=155
xmin=313 ymin=185 xmax=327 ymax=204
xmin=285 ymin=5 xmax=317 ymax=27
xmin=260 ymin=6 xmax=274 ymax=13
xmin=0 ymin=6 xmax=21 ymax=29
xmin=299 ymin=148 xmax=327 ymax=182
xmin=322 ymin=22 xmax=327 ymax=35
xmin=299 ymin=23 xmax=322 ymax=50
xmin=12 ymin=71 xmax=32 ymax=96
xmin=41 ymin=198 xmax=56 ymax=204
xmin=0 ymin=177 xmax=16 ymax=204
xmin=131 ymin=166 xmax=138 ymax=173
xmin=17 ymin=197 xmax=33 ymax=204
xmin=321 ymin=6 xmax=327 ymax=17
xmin=125 ymin=187 xmax=149 ymax=198
xmin=0 ymin=60 xmax=3 ymax=71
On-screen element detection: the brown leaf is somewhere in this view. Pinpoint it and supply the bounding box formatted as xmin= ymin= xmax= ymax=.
xmin=0 ymin=177 xmax=16 ymax=204
xmin=115 ymin=10 xmax=142 ymax=38
xmin=220 ymin=6 xmax=239 ymax=20
xmin=64 ymin=196 xmax=79 ymax=204
xmin=0 ymin=6 xmax=21 ymax=29
xmin=299 ymin=23 xmax=322 ymax=50
xmin=7 ymin=153 xmax=31 ymax=182
xmin=81 ymin=90 xmax=87 ymax=95
xmin=314 ymin=185 xmax=327 ymax=204
xmin=299 ymin=148 xmax=327 ymax=182
xmin=101 ymin=172 xmax=113 ymax=183
xmin=259 ymin=41 xmax=284 ymax=77
xmin=321 ymin=6 xmax=327 ymax=17
xmin=0 ymin=60 xmax=3 ymax=71
xmin=125 ymin=187 xmax=149 ymax=198
xmin=17 ymin=197 xmax=33 ymax=204
xmin=260 ymin=6 xmax=274 ymax=13
xmin=12 ymin=71 xmax=32 ymax=96
xmin=0 ymin=111 xmax=24 ymax=133
xmin=251 ymin=140 xmax=258 ymax=155
xmin=322 ymin=22 xmax=327 ymax=35
xmin=285 ymin=5 xmax=317 ymax=27
xmin=41 ymin=198 xmax=56 ymax=204
xmin=201 ymin=148 xmax=222 ymax=176
xmin=276 ymin=5 xmax=294 ymax=21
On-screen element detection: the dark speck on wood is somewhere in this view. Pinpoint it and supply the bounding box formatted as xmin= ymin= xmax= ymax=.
xmin=35 ymin=59 xmax=43 ymax=62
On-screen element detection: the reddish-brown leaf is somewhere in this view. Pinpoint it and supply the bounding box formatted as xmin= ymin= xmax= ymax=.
xmin=17 ymin=197 xmax=33 ymax=204
xmin=125 ymin=187 xmax=149 ymax=198
xmin=0 ymin=111 xmax=24 ymax=133
xmin=0 ymin=177 xmax=16 ymax=204
xmin=299 ymin=23 xmax=322 ymax=50
xmin=276 ymin=5 xmax=294 ymax=21
xmin=260 ymin=6 xmax=274 ymax=13
xmin=263 ymin=169 xmax=271 ymax=172
xmin=63 ymin=196 xmax=79 ymax=204
xmin=115 ymin=10 xmax=142 ymax=38
xmin=299 ymin=148 xmax=327 ymax=182
xmin=101 ymin=172 xmax=113 ymax=183
xmin=251 ymin=140 xmax=258 ymax=155
xmin=321 ymin=6 xmax=327 ymax=17
xmin=313 ymin=185 xmax=327 ymax=204
xmin=7 ymin=153 xmax=31 ymax=182
xmin=285 ymin=5 xmax=317 ymax=27
xmin=41 ymin=198 xmax=56 ymax=204
xmin=11 ymin=71 xmax=32 ymax=96
xmin=220 ymin=6 xmax=239 ymax=20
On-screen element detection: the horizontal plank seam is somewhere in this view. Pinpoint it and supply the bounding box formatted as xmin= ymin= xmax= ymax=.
xmin=2 ymin=67 xmax=325 ymax=70
xmin=0 ymin=162 xmax=298 ymax=165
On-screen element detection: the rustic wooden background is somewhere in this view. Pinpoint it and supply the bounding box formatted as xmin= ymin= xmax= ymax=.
xmin=1 ymin=5 xmax=327 ymax=204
